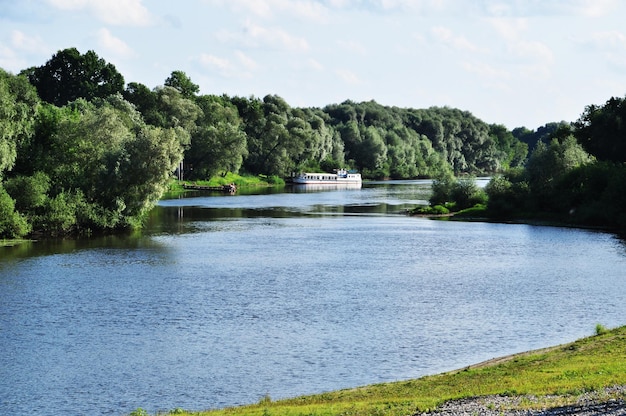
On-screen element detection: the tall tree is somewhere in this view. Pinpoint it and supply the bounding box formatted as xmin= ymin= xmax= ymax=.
xmin=165 ymin=70 xmax=200 ymax=99
xmin=23 ymin=95 xmax=186 ymax=230
xmin=0 ymin=69 xmax=39 ymax=176
xmin=23 ymin=48 xmax=124 ymax=106
xmin=186 ymin=95 xmax=247 ymax=179
xmin=575 ymin=96 xmax=626 ymax=163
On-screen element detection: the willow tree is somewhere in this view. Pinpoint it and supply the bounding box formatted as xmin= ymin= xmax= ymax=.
xmin=0 ymin=69 xmax=39 ymax=177
xmin=11 ymin=95 xmax=187 ymax=234
xmin=186 ymin=95 xmax=248 ymax=179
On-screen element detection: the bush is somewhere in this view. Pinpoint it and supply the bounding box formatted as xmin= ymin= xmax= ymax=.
xmin=265 ymin=175 xmax=285 ymax=185
xmin=429 ymin=171 xmax=455 ymax=206
xmin=411 ymin=204 xmax=449 ymax=215
xmin=0 ymin=186 xmax=31 ymax=238
xmin=451 ymin=178 xmax=487 ymax=210
xmin=595 ymin=323 xmax=609 ymax=336
xmin=37 ymin=191 xmax=79 ymax=236
xmin=4 ymin=171 xmax=51 ymax=213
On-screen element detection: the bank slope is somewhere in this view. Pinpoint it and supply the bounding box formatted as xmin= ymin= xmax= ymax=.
xmin=144 ymin=325 xmax=626 ymax=416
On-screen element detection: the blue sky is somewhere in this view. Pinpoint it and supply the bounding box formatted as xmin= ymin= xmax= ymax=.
xmin=1 ymin=0 xmax=626 ymax=129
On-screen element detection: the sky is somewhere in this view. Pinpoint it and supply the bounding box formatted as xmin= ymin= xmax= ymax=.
xmin=1 ymin=0 xmax=626 ymax=129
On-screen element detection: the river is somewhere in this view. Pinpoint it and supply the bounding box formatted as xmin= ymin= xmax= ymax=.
xmin=1 ymin=180 xmax=625 ymax=415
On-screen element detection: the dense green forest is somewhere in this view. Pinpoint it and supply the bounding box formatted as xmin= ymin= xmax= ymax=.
xmin=1 ymin=48 xmax=625 ymax=238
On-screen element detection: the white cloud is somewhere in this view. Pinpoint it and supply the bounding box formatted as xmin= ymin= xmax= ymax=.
xmin=487 ymin=18 xmax=528 ymax=41
xmin=462 ymin=61 xmax=510 ymax=80
xmin=487 ymin=18 xmax=553 ymax=68
xmin=307 ymin=58 xmax=324 ymax=71
xmin=335 ymin=68 xmax=360 ymax=84
xmin=337 ymin=39 xmax=368 ymax=55
xmin=377 ymin=0 xmax=449 ymax=13
xmin=199 ymin=53 xmax=233 ymax=74
xmin=206 ymin=0 xmax=329 ymax=22
xmin=197 ymin=52 xmax=258 ymax=79
xmin=431 ymin=26 xmax=483 ymax=53
xmin=588 ymin=30 xmax=626 ymax=50
xmin=234 ymin=50 xmax=258 ymax=71
xmin=46 ymin=0 xmax=154 ymax=26
xmin=10 ymin=30 xmax=48 ymax=55
xmin=475 ymin=0 xmax=619 ymax=17
xmin=577 ymin=31 xmax=626 ymax=72
xmin=218 ymin=20 xmax=309 ymax=52
xmin=95 ymin=28 xmax=135 ymax=58
xmin=566 ymin=0 xmax=618 ymax=17
xmin=510 ymin=40 xmax=553 ymax=62
xmin=357 ymin=0 xmax=620 ymax=18
xmin=0 ymin=31 xmax=48 ymax=72
xmin=0 ymin=44 xmax=23 ymax=73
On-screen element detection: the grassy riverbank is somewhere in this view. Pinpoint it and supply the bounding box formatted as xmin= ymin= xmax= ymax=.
xmin=136 ymin=325 xmax=626 ymax=416
xmin=165 ymin=173 xmax=285 ymax=196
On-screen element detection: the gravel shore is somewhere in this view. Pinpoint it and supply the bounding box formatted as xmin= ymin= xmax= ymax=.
xmin=416 ymin=385 xmax=626 ymax=416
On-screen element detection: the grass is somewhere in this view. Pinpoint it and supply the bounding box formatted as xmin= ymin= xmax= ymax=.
xmin=164 ymin=173 xmax=285 ymax=198
xmin=0 ymin=238 xmax=32 ymax=247
xmin=138 ymin=325 xmax=626 ymax=416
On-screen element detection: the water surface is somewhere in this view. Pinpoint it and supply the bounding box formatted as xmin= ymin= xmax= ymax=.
xmin=1 ymin=181 xmax=625 ymax=415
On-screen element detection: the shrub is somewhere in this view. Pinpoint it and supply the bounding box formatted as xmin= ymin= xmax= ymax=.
xmin=4 ymin=172 xmax=51 ymax=213
xmin=429 ymin=171 xmax=455 ymax=206
xmin=595 ymin=323 xmax=609 ymax=336
xmin=411 ymin=204 xmax=449 ymax=215
xmin=38 ymin=191 xmax=79 ymax=236
xmin=0 ymin=186 xmax=31 ymax=238
xmin=265 ymin=175 xmax=285 ymax=185
xmin=451 ymin=178 xmax=487 ymax=210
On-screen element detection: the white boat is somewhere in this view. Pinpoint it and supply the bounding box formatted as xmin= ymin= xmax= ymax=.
xmin=292 ymin=169 xmax=362 ymax=185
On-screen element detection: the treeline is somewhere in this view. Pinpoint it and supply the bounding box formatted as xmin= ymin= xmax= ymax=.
xmin=0 ymin=48 xmax=531 ymax=238
xmin=2 ymin=47 xmax=624 ymax=238
xmin=428 ymin=103 xmax=626 ymax=232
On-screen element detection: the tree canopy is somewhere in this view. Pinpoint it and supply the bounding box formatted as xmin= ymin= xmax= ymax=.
xmin=11 ymin=47 xmax=626 ymax=236
xmin=22 ymin=48 xmax=124 ymax=107
xmin=0 ymin=68 xmax=39 ymax=177
xmin=575 ymin=96 xmax=626 ymax=163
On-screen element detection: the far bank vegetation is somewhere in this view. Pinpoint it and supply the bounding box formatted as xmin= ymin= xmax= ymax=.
xmin=1 ymin=47 xmax=625 ymax=238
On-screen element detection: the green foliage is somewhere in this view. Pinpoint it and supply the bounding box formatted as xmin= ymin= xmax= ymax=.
xmin=165 ymin=70 xmax=200 ymax=99
xmin=485 ymin=114 xmax=626 ymax=232
xmin=557 ymin=161 xmax=626 ymax=229
xmin=322 ymin=101 xmax=508 ymax=178
xmin=36 ymin=190 xmax=83 ymax=236
xmin=23 ymin=48 xmax=124 ymax=107
xmin=5 ymin=91 xmax=186 ymax=236
xmin=0 ymin=185 xmax=31 ymax=238
xmin=128 ymin=408 xmax=149 ymax=416
xmin=455 ymin=203 xmax=488 ymax=218
xmin=524 ymin=135 xmax=593 ymax=212
xmin=264 ymin=175 xmax=285 ymax=185
xmin=575 ymin=96 xmax=626 ymax=162
xmin=185 ymin=95 xmax=247 ymax=179
xmin=0 ymin=68 xmax=39 ymax=176
xmin=595 ymin=324 xmax=609 ymax=336
xmin=3 ymin=171 xmax=50 ymax=213
xmin=512 ymin=122 xmax=569 ymax=154
xmin=411 ymin=204 xmax=449 ymax=215
xmin=451 ymin=178 xmax=487 ymax=210
xmin=484 ymin=172 xmax=529 ymax=218
xmin=429 ymin=173 xmax=486 ymax=211
xmin=489 ymin=124 xmax=528 ymax=169
xmin=429 ymin=171 xmax=455 ymax=206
